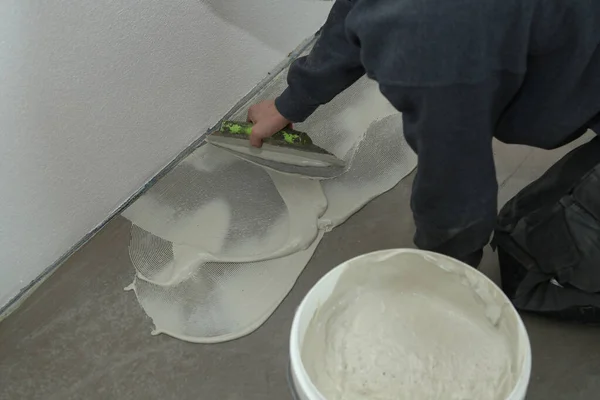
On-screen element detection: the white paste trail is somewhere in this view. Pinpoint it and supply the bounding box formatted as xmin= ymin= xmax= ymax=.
xmin=122 ymin=74 xmax=417 ymax=342
xmin=123 ymin=145 xmax=326 ymax=270
xmin=319 ymin=113 xmax=417 ymax=230
xmin=129 ymin=232 xmax=324 ymax=343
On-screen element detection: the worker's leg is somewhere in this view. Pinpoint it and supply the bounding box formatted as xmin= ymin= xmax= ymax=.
xmin=419 ymin=111 xmax=600 ymax=269
xmin=414 ymin=214 xmax=494 ymax=268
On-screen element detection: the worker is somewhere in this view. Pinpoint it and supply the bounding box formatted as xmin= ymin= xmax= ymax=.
xmin=246 ymin=0 xmax=600 ymax=267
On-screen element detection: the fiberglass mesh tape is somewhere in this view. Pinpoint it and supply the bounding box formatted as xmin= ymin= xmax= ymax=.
xmin=319 ymin=113 xmax=417 ymax=229
xmin=128 ymin=231 xmax=324 ymax=342
xmin=122 ymin=145 xmax=326 ymax=273
xmin=123 ymin=75 xmax=416 ymax=342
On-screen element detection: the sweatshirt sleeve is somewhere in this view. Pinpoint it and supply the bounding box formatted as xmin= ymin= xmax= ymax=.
xmin=275 ymin=0 xmax=365 ymax=123
xmin=380 ymin=78 xmax=506 ymax=265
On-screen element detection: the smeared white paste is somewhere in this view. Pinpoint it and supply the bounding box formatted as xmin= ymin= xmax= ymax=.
xmin=123 ymin=145 xmax=327 ymax=272
xmin=130 ymin=232 xmax=325 ymax=343
xmin=123 ymin=75 xmax=418 ymax=343
xmin=302 ymin=252 xmax=519 ymax=400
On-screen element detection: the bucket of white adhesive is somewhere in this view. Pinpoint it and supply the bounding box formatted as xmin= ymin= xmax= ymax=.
xmin=289 ymin=249 xmax=531 ymax=400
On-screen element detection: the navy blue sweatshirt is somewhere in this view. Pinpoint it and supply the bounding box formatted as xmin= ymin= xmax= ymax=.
xmin=275 ymin=0 xmax=600 ymax=264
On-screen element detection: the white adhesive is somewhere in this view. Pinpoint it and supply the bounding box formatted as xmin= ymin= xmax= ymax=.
xmin=301 ymin=252 xmax=521 ymax=400
xmin=123 ymin=74 xmax=418 ymax=343
xmin=123 ymin=145 xmax=326 ymax=270
xmin=130 ymin=232 xmax=325 ymax=343
xmin=319 ymin=113 xmax=417 ymax=229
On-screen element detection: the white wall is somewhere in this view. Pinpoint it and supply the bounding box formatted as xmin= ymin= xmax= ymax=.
xmin=0 ymin=0 xmax=331 ymax=308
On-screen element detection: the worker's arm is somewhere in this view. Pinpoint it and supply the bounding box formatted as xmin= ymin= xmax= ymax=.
xmin=381 ymin=79 xmax=510 ymax=266
xmin=275 ymin=0 xmax=364 ymax=122
xmin=249 ymin=0 xmax=363 ymax=146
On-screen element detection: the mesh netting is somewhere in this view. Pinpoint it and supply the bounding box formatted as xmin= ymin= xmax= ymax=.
xmin=128 ymin=232 xmax=323 ymax=342
xmin=320 ymin=113 xmax=418 ymax=229
xmin=232 ymin=74 xmax=417 ymax=229
xmin=123 ymin=69 xmax=417 ymax=342
xmin=123 ymin=145 xmax=325 ymax=270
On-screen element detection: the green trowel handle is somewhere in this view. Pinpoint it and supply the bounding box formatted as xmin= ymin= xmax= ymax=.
xmin=221 ymin=120 xmax=314 ymax=146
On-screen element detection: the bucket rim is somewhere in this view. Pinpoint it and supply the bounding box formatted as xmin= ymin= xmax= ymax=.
xmin=289 ymin=248 xmax=532 ymax=400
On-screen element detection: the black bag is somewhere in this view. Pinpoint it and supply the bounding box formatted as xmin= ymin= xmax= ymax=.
xmin=493 ymin=137 xmax=600 ymax=323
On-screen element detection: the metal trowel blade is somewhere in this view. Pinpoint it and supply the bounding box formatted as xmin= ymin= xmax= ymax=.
xmin=206 ymin=137 xmax=346 ymax=179
xmin=206 ymin=121 xmax=346 ymax=179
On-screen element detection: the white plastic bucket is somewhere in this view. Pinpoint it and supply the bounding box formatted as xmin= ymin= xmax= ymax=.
xmin=289 ymin=249 xmax=532 ymax=400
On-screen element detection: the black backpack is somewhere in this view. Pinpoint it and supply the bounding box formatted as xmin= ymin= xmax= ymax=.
xmin=493 ymin=136 xmax=600 ymax=323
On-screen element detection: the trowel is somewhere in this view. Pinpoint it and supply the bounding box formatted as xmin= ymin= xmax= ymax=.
xmin=206 ymin=121 xmax=346 ymax=179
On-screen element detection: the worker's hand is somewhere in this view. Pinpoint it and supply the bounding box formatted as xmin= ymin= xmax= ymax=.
xmin=247 ymin=100 xmax=292 ymax=147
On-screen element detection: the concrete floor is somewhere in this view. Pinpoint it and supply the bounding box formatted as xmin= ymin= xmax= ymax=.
xmin=1 ymin=139 xmax=600 ymax=400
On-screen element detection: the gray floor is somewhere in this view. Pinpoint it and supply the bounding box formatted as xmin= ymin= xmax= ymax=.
xmin=1 ymin=139 xmax=600 ymax=400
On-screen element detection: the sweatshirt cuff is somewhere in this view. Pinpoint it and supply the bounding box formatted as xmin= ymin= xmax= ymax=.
xmin=275 ymin=87 xmax=320 ymax=123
